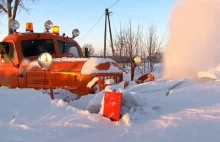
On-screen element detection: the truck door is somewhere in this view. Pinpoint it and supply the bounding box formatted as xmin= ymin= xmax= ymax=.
xmin=0 ymin=41 xmax=19 ymax=88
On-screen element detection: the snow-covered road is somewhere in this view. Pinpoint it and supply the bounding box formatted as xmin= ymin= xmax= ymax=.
xmin=1 ymin=78 xmax=220 ymax=142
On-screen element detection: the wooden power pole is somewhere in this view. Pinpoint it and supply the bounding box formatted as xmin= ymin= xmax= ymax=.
xmin=103 ymin=8 xmax=115 ymax=59
xmin=103 ymin=9 xmax=108 ymax=58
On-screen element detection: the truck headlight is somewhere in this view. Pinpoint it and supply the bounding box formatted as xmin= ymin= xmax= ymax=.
xmin=38 ymin=52 xmax=53 ymax=70
xmin=9 ymin=20 xmax=20 ymax=31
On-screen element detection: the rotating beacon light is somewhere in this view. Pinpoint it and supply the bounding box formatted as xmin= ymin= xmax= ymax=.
xmin=25 ymin=22 xmax=34 ymax=32
xmin=53 ymin=26 xmax=59 ymax=35
xmin=9 ymin=20 xmax=20 ymax=33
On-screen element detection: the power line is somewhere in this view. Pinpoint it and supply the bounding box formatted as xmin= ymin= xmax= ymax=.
xmin=108 ymin=0 xmax=120 ymax=9
xmin=112 ymin=12 xmax=169 ymax=27
xmin=112 ymin=12 xmax=149 ymax=23
xmin=80 ymin=13 xmax=105 ymax=40
xmin=80 ymin=0 xmax=120 ymax=41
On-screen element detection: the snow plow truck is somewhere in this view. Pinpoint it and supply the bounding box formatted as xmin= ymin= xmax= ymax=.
xmin=0 ymin=20 xmax=154 ymax=99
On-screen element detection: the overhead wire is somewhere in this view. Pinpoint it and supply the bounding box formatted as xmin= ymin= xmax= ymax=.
xmin=80 ymin=13 xmax=105 ymax=41
xmin=80 ymin=0 xmax=120 ymax=41
xmin=108 ymin=0 xmax=120 ymax=9
xmin=112 ymin=12 xmax=150 ymax=23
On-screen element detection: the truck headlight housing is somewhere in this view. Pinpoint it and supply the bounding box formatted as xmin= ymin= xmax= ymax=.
xmin=44 ymin=20 xmax=53 ymax=31
xmin=9 ymin=20 xmax=20 ymax=31
xmin=38 ymin=52 xmax=53 ymax=70
xmin=133 ymin=55 xmax=142 ymax=65
xmin=72 ymin=29 xmax=80 ymax=39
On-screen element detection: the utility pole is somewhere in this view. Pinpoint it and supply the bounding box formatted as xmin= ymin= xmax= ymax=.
xmin=103 ymin=8 xmax=115 ymax=59
xmin=129 ymin=21 xmax=133 ymax=81
xmin=103 ymin=9 xmax=108 ymax=58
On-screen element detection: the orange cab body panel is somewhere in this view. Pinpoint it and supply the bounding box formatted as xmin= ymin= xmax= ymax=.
xmin=0 ymin=32 xmax=123 ymax=95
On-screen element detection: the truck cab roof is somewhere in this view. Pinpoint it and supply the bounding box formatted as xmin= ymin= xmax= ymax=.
xmin=3 ymin=32 xmax=83 ymax=62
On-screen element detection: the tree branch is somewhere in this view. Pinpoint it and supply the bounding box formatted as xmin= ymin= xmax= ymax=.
xmin=18 ymin=0 xmax=30 ymax=12
xmin=6 ymin=0 xmax=12 ymax=18
xmin=12 ymin=0 xmax=19 ymax=20
xmin=0 ymin=4 xmax=7 ymax=13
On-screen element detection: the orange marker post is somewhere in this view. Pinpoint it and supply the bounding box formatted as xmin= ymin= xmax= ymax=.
xmin=103 ymin=91 xmax=122 ymax=121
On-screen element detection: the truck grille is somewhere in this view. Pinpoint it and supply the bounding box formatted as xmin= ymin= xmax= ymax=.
xmin=98 ymin=75 xmax=121 ymax=83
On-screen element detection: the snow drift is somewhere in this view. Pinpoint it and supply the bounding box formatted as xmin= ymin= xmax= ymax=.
xmin=198 ymin=64 xmax=220 ymax=80
xmin=2 ymin=78 xmax=220 ymax=141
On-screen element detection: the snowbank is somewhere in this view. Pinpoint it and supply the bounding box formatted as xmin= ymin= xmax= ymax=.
xmin=198 ymin=64 xmax=220 ymax=80
xmin=123 ymin=63 xmax=163 ymax=82
xmin=0 ymin=87 xmax=117 ymax=142
xmin=2 ymin=71 xmax=220 ymax=141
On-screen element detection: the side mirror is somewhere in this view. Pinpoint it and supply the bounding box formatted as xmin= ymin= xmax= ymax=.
xmin=38 ymin=52 xmax=53 ymax=70
xmin=0 ymin=42 xmax=9 ymax=54
xmin=85 ymin=47 xmax=89 ymax=58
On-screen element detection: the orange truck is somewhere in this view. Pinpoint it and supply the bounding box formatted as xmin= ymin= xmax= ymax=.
xmin=0 ymin=20 xmax=154 ymax=99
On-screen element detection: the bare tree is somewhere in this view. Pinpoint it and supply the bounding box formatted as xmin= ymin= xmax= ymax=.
xmin=114 ymin=25 xmax=127 ymax=65
xmin=82 ymin=44 xmax=95 ymax=57
xmin=0 ymin=0 xmax=37 ymax=35
xmin=96 ymin=47 xmax=112 ymax=57
xmin=113 ymin=21 xmax=163 ymax=74
xmin=124 ymin=22 xmax=143 ymax=68
xmin=145 ymin=24 xmax=163 ymax=72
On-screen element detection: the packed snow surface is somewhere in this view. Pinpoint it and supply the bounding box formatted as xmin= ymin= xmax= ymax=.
xmin=1 ymin=76 xmax=220 ymax=141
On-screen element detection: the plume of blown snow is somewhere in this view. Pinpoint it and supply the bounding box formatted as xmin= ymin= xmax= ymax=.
xmin=163 ymin=0 xmax=220 ymax=79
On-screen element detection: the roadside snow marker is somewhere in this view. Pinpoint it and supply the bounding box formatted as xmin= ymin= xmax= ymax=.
xmin=103 ymin=91 xmax=122 ymax=121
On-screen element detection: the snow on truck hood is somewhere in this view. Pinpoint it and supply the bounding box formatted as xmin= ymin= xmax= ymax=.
xmin=81 ymin=58 xmax=122 ymax=74
xmin=29 ymin=57 xmax=122 ymax=74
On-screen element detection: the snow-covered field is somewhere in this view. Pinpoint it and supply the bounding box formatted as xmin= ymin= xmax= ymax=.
xmin=1 ymin=64 xmax=220 ymax=142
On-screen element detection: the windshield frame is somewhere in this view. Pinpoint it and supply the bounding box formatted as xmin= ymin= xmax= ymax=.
xmin=4 ymin=33 xmax=83 ymax=62
xmin=21 ymin=39 xmax=56 ymax=58
xmin=57 ymin=40 xmax=81 ymax=58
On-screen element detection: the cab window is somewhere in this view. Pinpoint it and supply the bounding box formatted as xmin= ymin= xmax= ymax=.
xmin=0 ymin=42 xmax=16 ymax=63
xmin=57 ymin=40 xmax=80 ymax=57
xmin=21 ymin=39 xmax=55 ymax=57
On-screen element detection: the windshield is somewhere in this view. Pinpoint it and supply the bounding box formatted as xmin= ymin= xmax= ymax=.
xmin=57 ymin=40 xmax=80 ymax=57
xmin=21 ymin=39 xmax=55 ymax=57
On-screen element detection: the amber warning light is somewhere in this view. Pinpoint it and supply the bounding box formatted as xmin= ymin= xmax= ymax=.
xmin=26 ymin=22 xmax=34 ymax=32
xmin=53 ymin=26 xmax=59 ymax=35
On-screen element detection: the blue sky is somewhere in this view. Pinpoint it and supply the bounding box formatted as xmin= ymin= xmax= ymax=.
xmin=0 ymin=0 xmax=176 ymax=51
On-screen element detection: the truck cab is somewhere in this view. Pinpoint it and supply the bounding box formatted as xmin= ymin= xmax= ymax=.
xmin=0 ymin=20 xmax=123 ymax=96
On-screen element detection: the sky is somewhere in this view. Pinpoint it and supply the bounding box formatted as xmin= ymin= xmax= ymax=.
xmin=0 ymin=0 xmax=176 ymax=52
